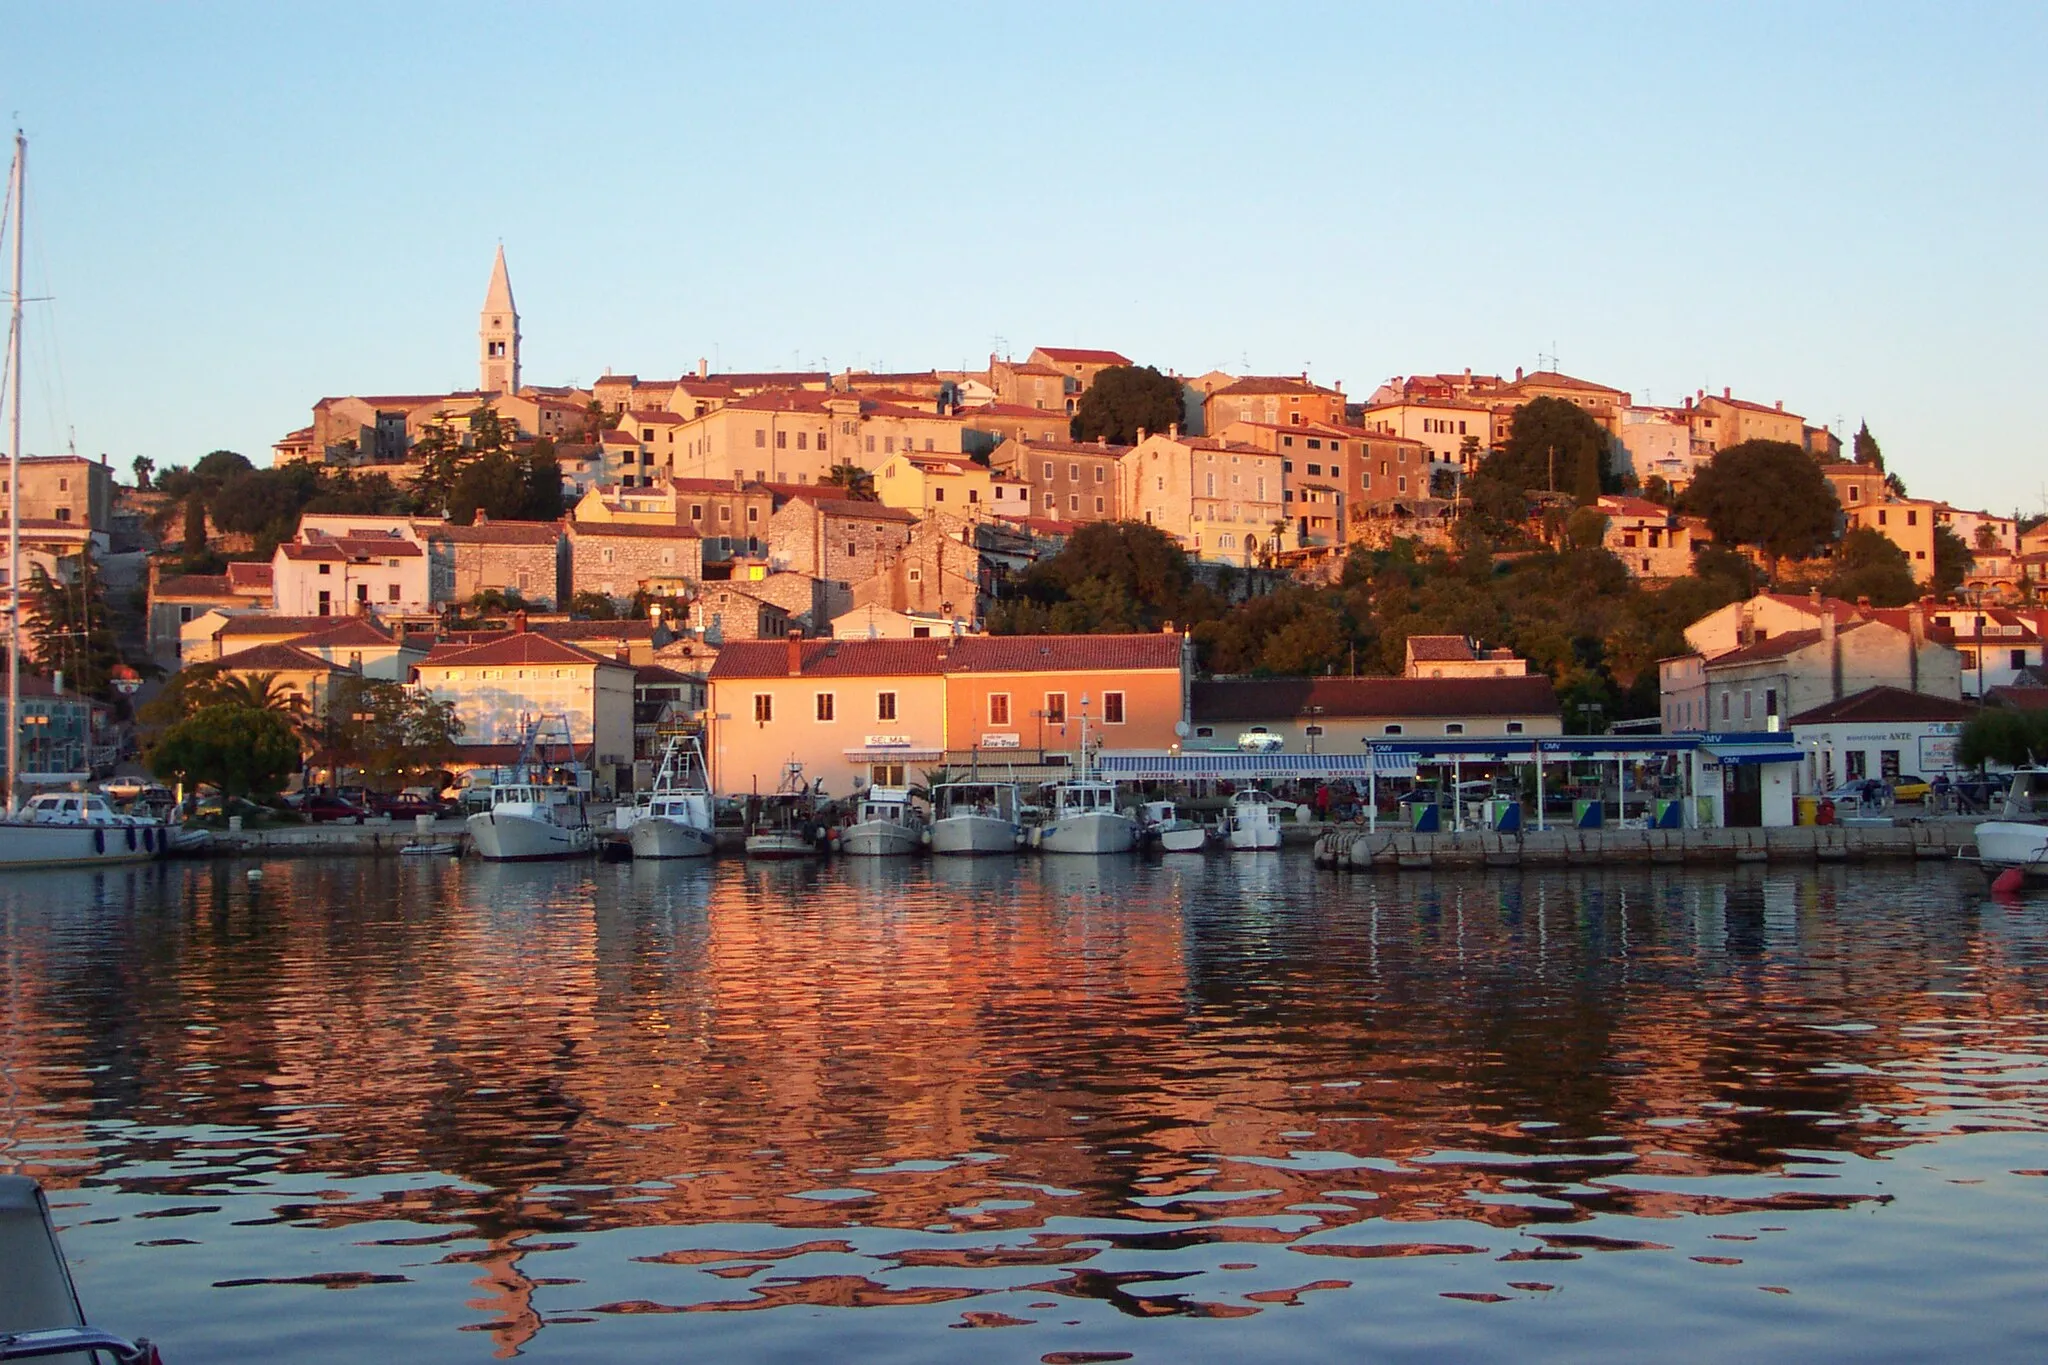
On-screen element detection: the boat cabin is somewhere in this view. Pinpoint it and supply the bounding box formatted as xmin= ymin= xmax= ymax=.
xmin=935 ymin=783 xmax=1018 ymax=820
xmin=19 ymin=793 xmax=122 ymax=825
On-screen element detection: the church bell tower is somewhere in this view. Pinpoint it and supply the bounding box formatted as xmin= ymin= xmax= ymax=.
xmin=480 ymin=246 xmax=520 ymax=394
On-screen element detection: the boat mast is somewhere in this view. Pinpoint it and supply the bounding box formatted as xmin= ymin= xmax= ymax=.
xmin=5 ymin=132 xmax=23 ymax=813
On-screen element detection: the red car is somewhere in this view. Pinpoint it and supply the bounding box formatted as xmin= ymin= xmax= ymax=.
xmin=299 ymin=794 xmax=368 ymax=824
xmin=374 ymin=794 xmax=450 ymax=820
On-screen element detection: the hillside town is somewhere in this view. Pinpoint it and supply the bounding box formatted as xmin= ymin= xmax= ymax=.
xmin=12 ymin=249 xmax=2047 ymax=826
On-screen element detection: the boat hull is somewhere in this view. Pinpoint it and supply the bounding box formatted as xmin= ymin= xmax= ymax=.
xmin=841 ymin=820 xmax=923 ymax=857
xmin=630 ymin=818 xmax=716 ymax=859
xmin=1976 ymin=821 xmax=2048 ymax=881
xmin=467 ymin=811 xmax=594 ymax=861
xmin=0 ymin=820 xmax=164 ymax=869
xmin=932 ymin=815 xmax=1021 ymax=855
xmin=1228 ymin=822 xmax=1282 ymax=851
xmin=1158 ymin=825 xmax=1209 ymax=853
xmin=746 ymin=831 xmax=819 ymax=860
xmin=1035 ymin=811 xmax=1137 ymax=854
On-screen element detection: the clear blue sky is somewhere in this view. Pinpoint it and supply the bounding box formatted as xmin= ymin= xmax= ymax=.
xmin=7 ymin=2 xmax=2045 ymax=515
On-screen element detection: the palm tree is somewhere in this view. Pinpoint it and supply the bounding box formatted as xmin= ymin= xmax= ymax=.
xmin=206 ymin=672 xmax=317 ymax=750
xmin=826 ymin=462 xmax=878 ymax=501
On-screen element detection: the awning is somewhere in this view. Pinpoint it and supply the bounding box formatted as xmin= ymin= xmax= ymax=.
xmin=1701 ymin=744 xmax=1804 ymax=766
xmin=844 ymin=748 xmax=943 ymax=763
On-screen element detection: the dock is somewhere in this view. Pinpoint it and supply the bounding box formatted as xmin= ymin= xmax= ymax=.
xmin=1309 ymin=819 xmax=1982 ymax=871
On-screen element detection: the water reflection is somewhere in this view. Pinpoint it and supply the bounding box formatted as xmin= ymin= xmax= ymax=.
xmin=2 ymin=858 xmax=2045 ymax=1361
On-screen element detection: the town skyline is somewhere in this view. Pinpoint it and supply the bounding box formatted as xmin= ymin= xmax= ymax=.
xmin=6 ymin=4 xmax=2044 ymax=516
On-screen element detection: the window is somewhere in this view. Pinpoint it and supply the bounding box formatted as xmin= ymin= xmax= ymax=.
xmin=1445 ymin=723 xmax=1465 ymax=735
xmin=847 ymin=541 xmax=858 ymax=558
xmin=1721 ymin=693 xmax=1730 ymax=720
xmin=1043 ymin=462 xmax=1054 ymax=478
xmin=1383 ymin=724 xmax=1403 ymax=735
xmin=1102 ymin=691 xmax=1125 ymax=724
xmin=1068 ymin=463 xmax=1079 ymax=479
xmin=877 ymin=691 xmax=897 ymax=721
xmin=755 ymin=429 xmax=766 ymax=447
xmin=989 ymin=692 xmax=1011 ymax=725
xmin=1094 ymin=497 xmax=1105 ymax=513
xmin=720 ymin=506 xmax=732 ymax=522
xmin=1906 ymin=510 xmax=1917 ymax=526
xmin=871 ymin=763 xmax=907 ymax=786
xmin=1069 ymin=494 xmax=1079 ymax=511
xmin=815 ymin=693 xmax=835 ymax=722
xmin=388 ymin=583 xmax=401 ymax=603
xmin=1766 ymin=688 xmax=1779 ymax=717
xmin=689 ymin=503 xmax=703 ymax=520
xmin=1044 ymin=692 xmax=1066 ymax=723
xmin=754 ymin=694 xmax=773 ymax=723
xmin=1094 ymin=467 xmax=1105 ymax=483
xmin=1506 ymin=721 xmax=1524 ymax=735
xmin=2013 ymin=649 xmax=2028 ymax=670
xmin=908 ymin=567 xmax=922 ymax=582
xmin=866 ymin=435 xmax=876 ymax=453
xmin=318 ymin=563 xmax=331 ymax=575
xmin=1307 ymin=463 xmax=1321 ymax=476
xmin=355 ymin=583 xmax=369 ymax=603
xmin=884 ymin=437 xmax=896 ymax=454
xmin=934 ymin=488 xmax=945 ymax=502
xmin=1195 ymin=726 xmax=1214 ymax=738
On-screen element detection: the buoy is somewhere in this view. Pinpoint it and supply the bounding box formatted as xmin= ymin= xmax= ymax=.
xmin=1991 ymin=866 xmax=2025 ymax=896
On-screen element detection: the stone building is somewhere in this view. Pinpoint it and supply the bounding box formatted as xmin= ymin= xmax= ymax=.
xmin=991 ymin=437 xmax=1132 ymax=524
xmin=424 ymin=518 xmax=568 ymax=608
xmin=764 ymin=496 xmax=917 ymax=586
xmin=565 ymin=520 xmax=704 ymax=607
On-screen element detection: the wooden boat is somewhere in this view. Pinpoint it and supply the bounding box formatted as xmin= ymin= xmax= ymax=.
xmin=930 ymin=781 xmax=1024 ymax=855
xmin=840 ymin=785 xmax=928 ymax=856
xmin=615 ymin=735 xmax=716 ymax=859
xmin=1138 ymin=799 xmax=1208 ymax=852
xmin=745 ymin=762 xmax=826 ymax=859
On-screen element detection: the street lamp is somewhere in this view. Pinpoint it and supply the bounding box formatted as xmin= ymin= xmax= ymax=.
xmin=1302 ymin=704 xmax=1325 ymax=756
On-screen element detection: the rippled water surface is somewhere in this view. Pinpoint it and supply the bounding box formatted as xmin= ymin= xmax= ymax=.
xmin=4 ymin=855 xmax=2047 ymax=1362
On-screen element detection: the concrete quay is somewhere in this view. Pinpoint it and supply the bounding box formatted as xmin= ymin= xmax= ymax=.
xmin=1310 ymin=820 xmax=1982 ymax=872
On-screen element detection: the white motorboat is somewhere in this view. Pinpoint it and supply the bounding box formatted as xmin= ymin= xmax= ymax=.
xmin=930 ymin=781 xmax=1024 ymax=855
xmin=467 ymin=782 xmax=595 ymax=861
xmin=1973 ymin=768 xmax=2046 ymax=884
xmin=616 ymin=736 xmax=716 ymax=859
xmin=745 ymin=762 xmax=825 ymax=859
xmin=1031 ymin=777 xmax=1137 ymax=854
xmin=1138 ymin=799 xmax=1208 ymax=853
xmin=841 ymin=785 xmax=928 ymax=857
xmin=0 ymin=791 xmax=172 ymax=869
xmin=1221 ymin=788 xmax=1286 ymax=851
xmin=1 ymin=1173 xmax=161 ymax=1363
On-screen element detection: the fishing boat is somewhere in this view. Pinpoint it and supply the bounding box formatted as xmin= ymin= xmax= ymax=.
xmin=841 ymin=784 xmax=927 ymax=856
xmin=0 ymin=1174 xmax=161 ymax=1363
xmin=1973 ymin=768 xmax=2047 ymax=885
xmin=615 ymin=735 xmax=716 ymax=859
xmin=929 ymin=780 xmax=1023 ymax=855
xmin=1137 ymin=799 xmax=1208 ymax=852
xmin=465 ymin=715 xmax=595 ymax=861
xmin=1031 ymin=776 xmax=1137 ymax=853
xmin=1220 ymin=788 xmax=1286 ymax=851
xmin=745 ymin=762 xmax=825 ymax=859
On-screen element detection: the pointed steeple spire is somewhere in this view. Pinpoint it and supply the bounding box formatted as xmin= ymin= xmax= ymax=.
xmin=484 ymin=244 xmax=517 ymax=315
xmin=479 ymin=245 xmax=520 ymax=395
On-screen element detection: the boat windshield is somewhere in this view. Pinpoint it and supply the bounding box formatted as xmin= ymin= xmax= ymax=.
xmin=937 ymin=784 xmax=1013 ymax=818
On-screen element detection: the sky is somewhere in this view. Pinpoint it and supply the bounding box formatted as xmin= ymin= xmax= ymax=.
xmin=4 ymin=2 xmax=2045 ymax=515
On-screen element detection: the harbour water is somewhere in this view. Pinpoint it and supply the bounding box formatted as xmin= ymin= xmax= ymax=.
xmin=2 ymin=855 xmax=2045 ymax=1362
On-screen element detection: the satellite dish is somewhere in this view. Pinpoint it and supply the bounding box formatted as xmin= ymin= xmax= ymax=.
xmin=1173 ymin=721 xmax=1190 ymax=737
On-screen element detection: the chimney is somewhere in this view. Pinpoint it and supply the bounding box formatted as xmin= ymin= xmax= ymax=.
xmin=1723 ymin=386 xmax=1732 ymax=399
xmin=1515 ymin=366 xmax=1524 ymax=382
xmin=1096 ymin=435 xmax=1107 ymax=448
xmin=1136 ymin=427 xmax=1148 ymax=443
xmin=512 ymin=609 xmax=528 ymax=634
xmin=1907 ymin=605 xmax=1925 ymax=693
xmin=1168 ymin=422 xmax=1179 ymax=438
xmin=1809 ymin=587 xmax=1821 ymax=603
xmin=786 ymin=628 xmax=803 ymax=677
xmin=1823 ymin=607 xmax=1841 ymax=698
xmin=475 ymin=509 xmax=489 ymax=524
xmin=1774 ymin=399 xmax=1783 ymax=411
xmin=1856 ymin=595 xmax=1872 ymax=611
xmin=697 ymin=357 xmax=709 ymax=380
xmin=1684 ymin=396 xmax=1693 ymax=410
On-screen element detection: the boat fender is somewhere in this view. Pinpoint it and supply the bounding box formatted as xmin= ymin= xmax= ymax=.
xmin=921 ymin=829 xmax=932 ymax=846
xmin=93 ymin=827 xmax=104 ymax=854
xmin=127 ymin=826 xmax=137 ymax=851
xmin=142 ymin=827 xmax=154 ymax=853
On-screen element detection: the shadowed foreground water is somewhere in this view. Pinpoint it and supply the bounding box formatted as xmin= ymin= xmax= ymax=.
xmin=2 ymin=855 xmax=2045 ymax=1362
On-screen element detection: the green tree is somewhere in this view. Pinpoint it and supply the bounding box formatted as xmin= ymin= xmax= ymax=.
xmin=1932 ymin=525 xmax=1971 ymax=598
xmin=523 ymin=440 xmax=565 ymax=520
xmin=209 ymin=463 xmax=323 ymax=556
xmin=823 ymin=463 xmax=877 ymax=501
xmin=131 ymin=455 xmax=154 ymax=490
xmin=987 ymin=520 xmax=1222 ymax=635
xmin=181 ymin=493 xmax=210 ymax=565
xmin=570 ymin=590 xmax=621 ymax=620
xmin=1069 ymin=365 xmax=1183 ymax=445
xmin=1852 ymin=420 xmax=1884 ymax=470
xmin=318 ymin=674 xmax=462 ymax=792
xmin=1957 ymin=708 xmax=2048 ymax=769
xmin=1681 ymin=439 xmax=1839 ymax=568
xmin=148 ymin=704 xmax=301 ymax=799
xmin=468 ymin=405 xmax=509 ymax=454
xmin=1481 ymin=396 xmax=1614 ymax=505
xmin=447 ymin=453 xmax=532 ymax=525
xmin=1823 ymin=527 xmax=1919 ymax=607
xmin=194 ymin=449 xmax=255 ymax=483
xmin=1192 ymin=585 xmax=1354 ymax=675
xmin=25 ymin=561 xmax=122 ymax=700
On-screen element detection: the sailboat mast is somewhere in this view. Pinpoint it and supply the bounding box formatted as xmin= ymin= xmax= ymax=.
xmin=6 ymin=132 xmax=24 ymax=813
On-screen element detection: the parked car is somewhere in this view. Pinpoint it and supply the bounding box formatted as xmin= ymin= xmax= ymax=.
xmin=299 ymin=794 xmax=368 ymax=824
xmin=1888 ymin=775 xmax=1932 ymax=803
xmin=374 ymin=794 xmax=451 ymax=820
xmin=1824 ymin=779 xmax=1891 ymax=807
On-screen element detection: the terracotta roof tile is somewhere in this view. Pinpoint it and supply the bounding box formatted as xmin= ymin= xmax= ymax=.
xmin=567 ymin=519 xmax=702 ymax=540
xmin=432 ymin=519 xmax=564 ymax=546
xmin=1787 ymin=685 xmax=1979 ymax=725
xmin=215 ymin=641 xmax=345 ymax=674
xmin=1405 ymin=635 xmax=1477 ymax=662
xmin=418 ymin=632 xmax=624 ymax=670
xmin=218 ymin=614 xmax=357 ymax=637
xmin=949 ymin=633 xmax=1184 ymax=674
xmin=154 ymin=574 xmax=235 ymax=597
xmin=1034 ymin=347 xmax=1132 ymax=366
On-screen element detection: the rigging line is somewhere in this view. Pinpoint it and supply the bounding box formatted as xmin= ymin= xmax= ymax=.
xmin=25 ymin=197 xmax=69 ymax=457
